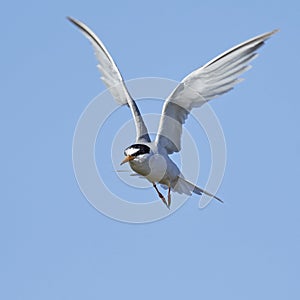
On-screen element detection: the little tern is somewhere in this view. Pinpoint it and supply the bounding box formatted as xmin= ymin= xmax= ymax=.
xmin=68 ymin=17 xmax=277 ymax=208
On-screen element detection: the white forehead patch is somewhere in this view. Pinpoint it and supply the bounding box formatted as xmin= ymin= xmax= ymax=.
xmin=125 ymin=147 xmax=140 ymax=156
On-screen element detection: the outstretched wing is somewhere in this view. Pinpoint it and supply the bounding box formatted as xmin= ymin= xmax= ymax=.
xmin=68 ymin=17 xmax=151 ymax=142
xmin=155 ymin=29 xmax=278 ymax=154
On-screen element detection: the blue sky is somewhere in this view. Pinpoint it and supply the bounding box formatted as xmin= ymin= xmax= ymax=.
xmin=2 ymin=0 xmax=300 ymax=299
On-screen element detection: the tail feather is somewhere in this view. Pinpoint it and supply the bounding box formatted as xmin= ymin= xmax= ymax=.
xmin=175 ymin=177 xmax=223 ymax=203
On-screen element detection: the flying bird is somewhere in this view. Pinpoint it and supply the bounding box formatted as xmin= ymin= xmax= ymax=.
xmin=68 ymin=17 xmax=277 ymax=208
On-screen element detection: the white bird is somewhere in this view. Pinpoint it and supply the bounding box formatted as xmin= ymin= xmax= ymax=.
xmin=68 ymin=17 xmax=277 ymax=208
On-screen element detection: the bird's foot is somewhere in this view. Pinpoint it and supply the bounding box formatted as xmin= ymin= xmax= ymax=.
xmin=159 ymin=194 xmax=170 ymax=210
xmin=167 ymin=186 xmax=171 ymax=208
xmin=153 ymin=183 xmax=170 ymax=209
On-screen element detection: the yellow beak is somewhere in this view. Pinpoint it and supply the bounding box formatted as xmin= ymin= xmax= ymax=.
xmin=120 ymin=155 xmax=135 ymax=165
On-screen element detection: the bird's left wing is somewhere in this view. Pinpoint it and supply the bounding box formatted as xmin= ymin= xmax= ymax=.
xmin=155 ymin=29 xmax=278 ymax=154
xmin=68 ymin=17 xmax=150 ymax=142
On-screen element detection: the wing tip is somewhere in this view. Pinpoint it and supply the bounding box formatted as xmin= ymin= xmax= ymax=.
xmin=67 ymin=16 xmax=77 ymax=25
xmin=262 ymin=28 xmax=280 ymax=41
xmin=67 ymin=16 xmax=85 ymax=31
xmin=271 ymin=28 xmax=280 ymax=35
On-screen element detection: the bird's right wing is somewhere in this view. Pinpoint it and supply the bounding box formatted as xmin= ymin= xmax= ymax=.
xmin=68 ymin=17 xmax=150 ymax=142
xmin=155 ymin=29 xmax=278 ymax=154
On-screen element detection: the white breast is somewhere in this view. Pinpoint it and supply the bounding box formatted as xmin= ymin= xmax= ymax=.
xmin=146 ymin=154 xmax=168 ymax=183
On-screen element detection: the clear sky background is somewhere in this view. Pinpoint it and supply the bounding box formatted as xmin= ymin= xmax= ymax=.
xmin=2 ymin=0 xmax=300 ymax=299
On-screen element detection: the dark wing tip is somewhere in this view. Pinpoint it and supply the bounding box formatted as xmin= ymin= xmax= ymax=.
xmin=67 ymin=16 xmax=77 ymax=24
xmin=67 ymin=16 xmax=82 ymax=29
xmin=67 ymin=16 xmax=75 ymax=23
xmin=214 ymin=195 xmax=224 ymax=203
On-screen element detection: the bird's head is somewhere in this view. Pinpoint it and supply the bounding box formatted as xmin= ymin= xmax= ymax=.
xmin=120 ymin=144 xmax=151 ymax=165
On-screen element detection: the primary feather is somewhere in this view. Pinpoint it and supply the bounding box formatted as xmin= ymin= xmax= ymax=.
xmin=68 ymin=17 xmax=151 ymax=142
xmin=155 ymin=29 xmax=278 ymax=154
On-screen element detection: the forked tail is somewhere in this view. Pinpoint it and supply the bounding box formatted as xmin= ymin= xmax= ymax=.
xmin=176 ymin=177 xmax=223 ymax=203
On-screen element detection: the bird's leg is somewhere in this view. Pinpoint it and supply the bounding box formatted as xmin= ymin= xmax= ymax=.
xmin=153 ymin=183 xmax=169 ymax=209
xmin=167 ymin=185 xmax=171 ymax=208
